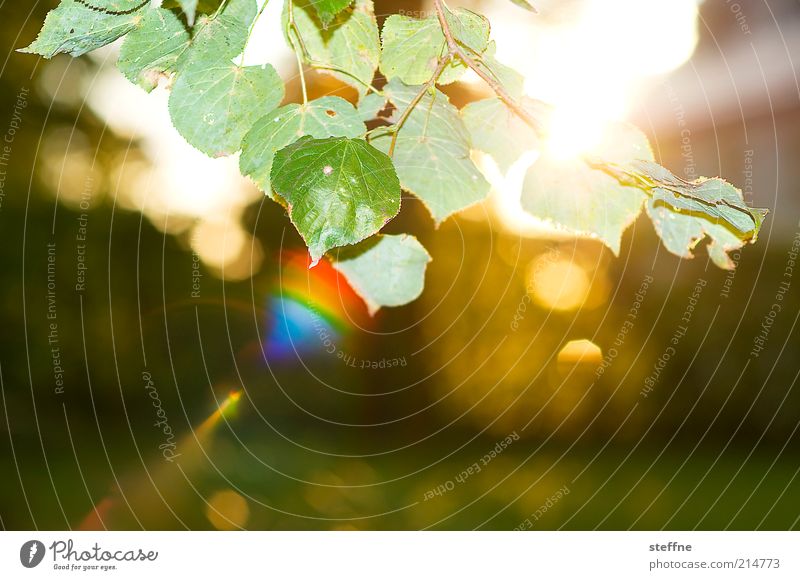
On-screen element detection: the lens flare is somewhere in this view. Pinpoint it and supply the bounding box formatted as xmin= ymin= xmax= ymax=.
xmin=530 ymin=0 xmax=700 ymax=160
xmin=206 ymin=490 xmax=250 ymax=530
xmin=262 ymin=251 xmax=369 ymax=362
xmin=528 ymin=257 xmax=592 ymax=312
xmin=557 ymin=339 xmax=603 ymax=366
xmin=197 ymin=390 xmax=242 ymax=435
xmin=78 ymin=389 xmax=244 ymax=530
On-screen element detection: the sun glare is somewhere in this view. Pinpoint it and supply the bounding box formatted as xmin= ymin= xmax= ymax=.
xmin=545 ymin=106 xmax=607 ymax=161
xmin=78 ymin=0 xmax=703 ymax=255
xmin=557 ymin=339 xmax=603 ymax=366
xmin=471 ymin=0 xmax=703 ymax=234
xmin=528 ymin=257 xmax=591 ymax=311
xmin=538 ymin=0 xmax=700 ymax=159
xmin=482 ymin=0 xmax=701 ymax=162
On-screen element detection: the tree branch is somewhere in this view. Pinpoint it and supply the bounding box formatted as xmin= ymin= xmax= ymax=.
xmin=432 ymin=0 xmax=546 ymax=136
xmin=388 ymin=0 xmax=546 ymax=157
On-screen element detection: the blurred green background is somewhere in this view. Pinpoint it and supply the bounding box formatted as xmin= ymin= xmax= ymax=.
xmin=0 ymin=0 xmax=799 ymax=530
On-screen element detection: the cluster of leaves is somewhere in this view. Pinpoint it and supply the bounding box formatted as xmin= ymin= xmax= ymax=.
xmin=22 ymin=0 xmax=767 ymax=313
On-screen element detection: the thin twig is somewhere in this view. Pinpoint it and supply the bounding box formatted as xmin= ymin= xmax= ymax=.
xmin=432 ymin=0 xmax=545 ymax=136
xmin=294 ymin=48 xmax=309 ymax=105
xmin=212 ymin=0 xmax=231 ymax=19
xmin=240 ymin=0 xmax=270 ymax=67
xmin=287 ymin=1 xmax=308 ymax=104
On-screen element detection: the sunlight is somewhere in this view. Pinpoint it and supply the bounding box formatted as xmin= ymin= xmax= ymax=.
xmin=483 ymin=0 xmax=702 ymax=161
xmin=466 ymin=0 xmax=705 ymax=237
xmin=189 ymin=217 xmax=264 ymax=280
xmin=557 ymin=339 xmax=603 ymax=365
xmin=479 ymin=151 xmax=556 ymax=238
xmin=196 ymin=390 xmax=243 ymax=435
xmin=536 ymin=0 xmax=700 ymax=159
xmin=527 ymin=257 xmax=591 ymax=311
xmin=237 ymin=0 xmax=295 ymax=76
xmin=545 ymin=106 xmax=608 ymax=161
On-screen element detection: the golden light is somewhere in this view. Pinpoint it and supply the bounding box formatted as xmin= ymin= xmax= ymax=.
xmin=481 ymin=0 xmax=702 ymax=161
xmin=527 ymin=256 xmax=591 ymax=311
xmin=196 ymin=390 xmax=243 ymax=435
xmin=79 ymin=389 xmax=245 ymax=529
xmin=474 ymin=150 xmax=577 ymax=240
xmin=190 ymin=218 xmax=263 ymax=280
xmin=533 ymin=0 xmax=700 ymax=159
xmin=205 ymin=490 xmax=250 ymax=530
xmin=191 ymin=218 xmax=246 ymax=264
xmin=37 ymin=55 xmax=89 ymax=107
xmin=557 ymin=339 xmax=603 ymax=366
xmin=545 ymin=107 xmax=607 ymax=161
xmin=40 ymin=129 xmax=105 ymax=210
xmin=465 ymin=0 xmax=704 ymax=237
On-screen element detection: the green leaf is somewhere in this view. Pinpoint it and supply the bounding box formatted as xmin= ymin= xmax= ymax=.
xmin=602 ymin=159 xmax=767 ymax=241
xmin=177 ymin=0 xmax=256 ymax=68
xmin=168 ymin=60 xmax=284 ymax=157
xmin=595 ymin=158 xmax=767 ymax=268
xmin=472 ymin=41 xmax=525 ymax=100
xmin=646 ymin=200 xmax=749 ymax=269
xmin=165 ymin=0 xmax=278 ymax=157
xmin=371 ymin=80 xmax=491 ymax=224
xmin=270 ymin=136 xmax=402 ymax=264
xmin=331 ymin=234 xmax=431 ymax=314
xmin=311 ymin=0 xmax=353 ymax=26
xmin=379 ymin=14 xmax=443 ymax=85
xmin=19 ymin=0 xmax=147 ymax=58
xmin=508 ymin=0 xmax=538 ymax=12
xmin=379 ymin=8 xmax=490 ymax=86
xmin=286 ymin=0 xmax=380 ymax=97
xmin=356 ymin=92 xmax=387 ymax=122
xmin=443 ymin=8 xmax=490 ymax=54
xmin=521 ymin=122 xmax=654 ymax=254
xmin=117 ymin=8 xmax=190 ymax=92
xmin=86 ymin=0 xmax=148 ymax=10
xmin=240 ymin=96 xmax=366 ymax=196
xmin=461 ymin=97 xmax=541 ymax=173
xmin=177 ymin=0 xmax=199 ymax=26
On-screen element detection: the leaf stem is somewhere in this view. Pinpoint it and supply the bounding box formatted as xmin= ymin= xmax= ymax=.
xmin=286 ymin=3 xmax=383 ymax=96
xmin=388 ymin=57 xmax=449 ymax=157
xmin=239 ymin=0 xmax=270 ymax=67
xmin=305 ymin=62 xmax=384 ymax=95
xmin=287 ymin=1 xmax=308 ymax=104
xmin=432 ymin=0 xmax=545 ymax=136
xmin=296 ymin=51 xmax=309 ymax=104
xmin=389 ymin=0 xmax=545 ymax=157
xmin=212 ymin=0 xmax=231 ymax=19
xmin=420 ymin=88 xmax=437 ymax=137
